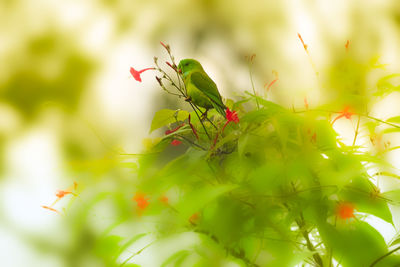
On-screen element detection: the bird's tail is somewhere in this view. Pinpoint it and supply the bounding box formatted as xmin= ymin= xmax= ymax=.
xmin=212 ymin=102 xmax=226 ymax=117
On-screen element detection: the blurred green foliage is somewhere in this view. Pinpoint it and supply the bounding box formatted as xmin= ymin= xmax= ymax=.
xmin=2 ymin=1 xmax=400 ymax=267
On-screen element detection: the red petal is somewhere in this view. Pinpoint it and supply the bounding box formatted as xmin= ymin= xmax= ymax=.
xmin=171 ymin=139 xmax=182 ymax=146
xmin=130 ymin=67 xmax=142 ymax=82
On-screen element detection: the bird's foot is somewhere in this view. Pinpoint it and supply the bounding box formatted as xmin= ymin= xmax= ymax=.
xmin=185 ymin=96 xmax=192 ymax=102
xmin=201 ymin=110 xmax=208 ymax=121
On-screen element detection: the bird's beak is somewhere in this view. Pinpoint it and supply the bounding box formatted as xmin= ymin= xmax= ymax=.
xmin=178 ymin=68 xmax=182 ymax=74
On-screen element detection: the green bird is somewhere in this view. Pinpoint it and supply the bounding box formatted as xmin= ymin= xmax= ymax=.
xmin=178 ymin=59 xmax=226 ymax=117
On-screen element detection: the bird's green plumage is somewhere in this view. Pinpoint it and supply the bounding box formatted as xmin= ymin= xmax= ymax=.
xmin=178 ymin=59 xmax=226 ymax=117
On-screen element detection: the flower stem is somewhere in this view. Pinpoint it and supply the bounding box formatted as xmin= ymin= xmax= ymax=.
xmin=248 ymin=62 xmax=259 ymax=110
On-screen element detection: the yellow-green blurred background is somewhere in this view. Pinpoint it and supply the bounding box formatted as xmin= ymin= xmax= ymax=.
xmin=1 ymin=0 xmax=400 ymax=266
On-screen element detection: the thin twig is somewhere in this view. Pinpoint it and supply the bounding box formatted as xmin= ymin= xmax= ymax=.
xmin=194 ymin=229 xmax=260 ymax=267
xmin=370 ymin=246 xmax=400 ymax=267
xmin=352 ymin=115 xmax=361 ymax=147
xmin=175 ymin=134 xmax=207 ymax=150
xmin=294 ymin=109 xmax=400 ymax=129
xmin=188 ymin=102 xmax=211 ymax=141
xmin=120 ymin=241 xmax=154 ymax=266
xmin=191 ymin=104 xmax=218 ymax=130
xmin=248 ymin=60 xmax=259 ymax=110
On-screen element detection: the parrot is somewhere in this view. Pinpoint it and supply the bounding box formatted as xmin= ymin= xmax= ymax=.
xmin=178 ymin=59 xmax=226 ymax=117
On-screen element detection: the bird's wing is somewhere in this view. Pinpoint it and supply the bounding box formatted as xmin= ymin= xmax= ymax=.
xmin=191 ymin=71 xmax=226 ymax=116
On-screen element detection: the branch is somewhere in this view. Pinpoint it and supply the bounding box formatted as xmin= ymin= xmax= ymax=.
xmin=295 ymin=215 xmax=324 ymax=267
xmin=194 ymin=229 xmax=260 ymax=267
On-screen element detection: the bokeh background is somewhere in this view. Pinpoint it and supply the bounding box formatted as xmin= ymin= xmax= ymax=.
xmin=1 ymin=0 xmax=400 ymax=266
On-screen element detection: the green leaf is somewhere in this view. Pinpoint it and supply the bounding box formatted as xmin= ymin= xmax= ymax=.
xmin=318 ymin=221 xmax=388 ymax=267
xmin=95 ymin=235 xmax=123 ymax=261
xmin=381 ymin=127 xmax=400 ymax=134
xmin=175 ymin=184 xmax=237 ymax=221
xmin=382 ymin=189 xmax=400 ymax=204
xmin=150 ymin=109 xmax=189 ymax=133
xmin=240 ymin=109 xmax=274 ymax=124
xmin=386 ymin=116 xmax=400 ymax=124
xmin=161 ymin=250 xmax=190 ymax=267
xmin=375 ymin=73 xmax=400 ymax=96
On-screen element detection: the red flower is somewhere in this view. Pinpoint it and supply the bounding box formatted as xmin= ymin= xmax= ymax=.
xmin=226 ymin=108 xmax=239 ymax=123
xmin=132 ymin=193 xmax=149 ymax=210
xmin=165 ymin=124 xmax=184 ymax=135
xmin=222 ymin=108 xmax=239 ymax=132
xmin=130 ymin=67 xmax=155 ymax=82
xmin=331 ymin=106 xmax=354 ymax=125
xmin=336 ymin=202 xmax=355 ymax=219
xmin=171 ymin=139 xmax=182 ymax=146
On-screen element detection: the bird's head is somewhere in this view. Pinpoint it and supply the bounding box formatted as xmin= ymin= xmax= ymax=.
xmin=178 ymin=59 xmax=204 ymax=78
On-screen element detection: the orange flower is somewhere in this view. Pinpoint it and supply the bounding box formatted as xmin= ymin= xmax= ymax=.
xmin=331 ymin=106 xmax=354 ymax=125
xmin=298 ymin=33 xmax=308 ymax=51
xmin=265 ymin=71 xmax=279 ymax=92
xmin=336 ymin=202 xmax=355 ymax=219
xmin=55 ymin=190 xmax=73 ymax=199
xmin=345 ymin=40 xmax=350 ymax=51
xmin=130 ymin=67 xmax=155 ymax=82
xmin=132 ymin=193 xmax=150 ymax=210
xmin=42 ymin=205 xmax=60 ymax=215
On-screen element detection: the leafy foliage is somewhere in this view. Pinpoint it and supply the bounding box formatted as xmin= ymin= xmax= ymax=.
xmin=108 ymin=44 xmax=400 ymax=266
